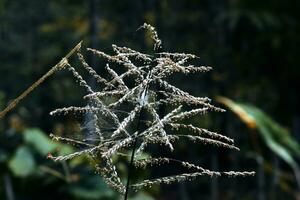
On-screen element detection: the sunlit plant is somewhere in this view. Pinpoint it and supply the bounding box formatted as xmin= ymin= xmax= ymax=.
xmin=0 ymin=23 xmax=255 ymax=199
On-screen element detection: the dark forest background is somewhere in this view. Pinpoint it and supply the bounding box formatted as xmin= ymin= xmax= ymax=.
xmin=0 ymin=0 xmax=299 ymax=199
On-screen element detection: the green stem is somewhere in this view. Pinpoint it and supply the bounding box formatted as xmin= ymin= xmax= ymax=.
xmin=124 ymin=107 xmax=144 ymax=200
xmin=124 ymin=80 xmax=150 ymax=199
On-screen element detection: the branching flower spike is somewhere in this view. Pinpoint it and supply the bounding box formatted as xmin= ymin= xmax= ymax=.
xmin=47 ymin=23 xmax=255 ymax=198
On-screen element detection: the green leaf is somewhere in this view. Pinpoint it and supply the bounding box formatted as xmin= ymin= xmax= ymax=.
xmin=218 ymin=97 xmax=300 ymax=183
xmin=24 ymin=128 xmax=74 ymax=157
xmin=241 ymin=104 xmax=300 ymax=158
xmin=8 ymin=146 xmax=36 ymax=177
xmin=57 ymin=144 xmax=74 ymax=156
xmin=24 ymin=128 xmax=58 ymax=156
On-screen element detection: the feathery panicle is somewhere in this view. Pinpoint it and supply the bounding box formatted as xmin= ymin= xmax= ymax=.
xmin=0 ymin=24 xmax=253 ymax=197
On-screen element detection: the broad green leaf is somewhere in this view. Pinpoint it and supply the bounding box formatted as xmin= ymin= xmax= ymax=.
xmin=57 ymin=144 xmax=74 ymax=156
xmin=24 ymin=128 xmax=73 ymax=157
xmin=8 ymin=146 xmax=36 ymax=177
xmin=24 ymin=128 xmax=58 ymax=156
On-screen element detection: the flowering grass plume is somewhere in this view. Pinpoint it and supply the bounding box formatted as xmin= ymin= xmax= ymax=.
xmin=49 ymin=24 xmax=255 ymax=197
xmin=0 ymin=23 xmax=255 ymax=198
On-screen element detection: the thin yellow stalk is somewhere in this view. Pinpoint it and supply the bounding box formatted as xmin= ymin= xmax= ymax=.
xmin=0 ymin=41 xmax=82 ymax=119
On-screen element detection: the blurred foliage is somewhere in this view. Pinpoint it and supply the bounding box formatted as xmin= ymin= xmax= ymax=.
xmin=0 ymin=127 xmax=112 ymax=199
xmin=0 ymin=126 xmax=153 ymax=199
xmin=219 ymin=97 xmax=300 ymax=167
xmin=219 ymin=97 xmax=300 ymax=195
xmin=9 ymin=146 xmax=36 ymax=177
xmin=24 ymin=128 xmax=73 ymax=156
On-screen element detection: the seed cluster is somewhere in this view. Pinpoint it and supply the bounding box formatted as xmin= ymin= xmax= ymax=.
xmin=49 ymin=23 xmax=254 ymax=195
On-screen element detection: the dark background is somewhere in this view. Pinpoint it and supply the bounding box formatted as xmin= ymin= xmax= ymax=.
xmin=0 ymin=0 xmax=299 ymax=199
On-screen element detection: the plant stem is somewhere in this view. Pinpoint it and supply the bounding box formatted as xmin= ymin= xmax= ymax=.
xmin=124 ymin=137 xmax=138 ymax=199
xmin=124 ymin=106 xmax=144 ymax=200
xmin=124 ymin=80 xmax=150 ymax=199
xmin=0 ymin=41 xmax=82 ymax=119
